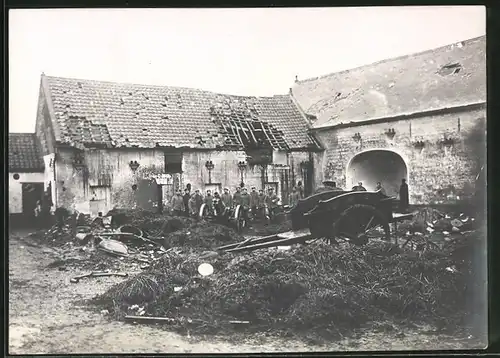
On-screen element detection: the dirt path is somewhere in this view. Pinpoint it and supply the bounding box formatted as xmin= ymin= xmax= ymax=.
xmin=8 ymin=230 xmax=478 ymax=354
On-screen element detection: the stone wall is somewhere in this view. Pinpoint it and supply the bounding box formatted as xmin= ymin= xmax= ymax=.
xmin=313 ymin=106 xmax=486 ymax=204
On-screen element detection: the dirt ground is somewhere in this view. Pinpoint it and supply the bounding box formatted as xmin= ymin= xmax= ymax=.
xmin=8 ymin=229 xmax=482 ymax=354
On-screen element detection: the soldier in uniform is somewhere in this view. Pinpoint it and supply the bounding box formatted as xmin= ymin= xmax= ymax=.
xmin=232 ymin=186 xmax=242 ymax=207
xmin=249 ymin=187 xmax=259 ymax=220
xmin=170 ymin=190 xmax=185 ymax=216
xmin=265 ymin=187 xmax=280 ymax=220
xmin=240 ymin=187 xmax=251 ymax=221
xmin=204 ymin=190 xmax=214 ymax=215
xmin=288 ymin=187 xmax=301 ymax=208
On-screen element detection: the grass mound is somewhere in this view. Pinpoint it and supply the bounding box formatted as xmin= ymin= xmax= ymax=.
xmin=93 ymin=230 xmax=483 ymax=341
xmin=163 ymin=222 xmax=244 ymax=249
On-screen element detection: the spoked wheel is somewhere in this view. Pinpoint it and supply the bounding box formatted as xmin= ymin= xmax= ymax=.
xmin=198 ymin=204 xmax=209 ymax=220
xmin=264 ymin=207 xmax=271 ymax=224
xmin=329 ymin=204 xmax=390 ymax=246
xmin=234 ymin=205 xmax=247 ymax=233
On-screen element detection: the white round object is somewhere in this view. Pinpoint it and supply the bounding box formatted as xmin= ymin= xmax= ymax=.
xmin=198 ymin=263 xmax=214 ymax=276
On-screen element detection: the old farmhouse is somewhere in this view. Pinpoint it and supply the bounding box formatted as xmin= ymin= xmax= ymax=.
xmin=291 ymin=35 xmax=486 ymax=205
xmin=9 ymin=35 xmax=486 ymax=218
xmin=33 ymin=75 xmax=321 ymax=215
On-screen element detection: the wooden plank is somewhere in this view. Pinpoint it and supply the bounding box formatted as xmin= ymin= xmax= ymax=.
xmin=276 ymin=228 xmax=311 ymax=240
xmin=229 ymin=120 xmax=245 ymax=146
xmin=225 ymin=234 xmax=309 ymax=253
xmin=217 ymin=234 xmax=279 ymax=251
xmin=125 ymin=315 xmax=249 ymax=325
xmin=244 ymin=119 xmax=258 ymax=144
xmin=260 ymin=122 xmax=275 ymax=147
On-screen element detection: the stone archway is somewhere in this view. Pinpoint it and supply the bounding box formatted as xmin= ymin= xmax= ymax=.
xmin=346 ymin=150 xmax=408 ymax=196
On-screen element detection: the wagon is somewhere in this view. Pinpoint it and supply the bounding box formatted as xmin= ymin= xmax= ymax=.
xmin=217 ymin=189 xmax=414 ymax=253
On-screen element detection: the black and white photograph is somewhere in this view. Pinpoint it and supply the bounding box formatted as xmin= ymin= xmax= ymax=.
xmin=8 ymin=6 xmax=487 ymax=354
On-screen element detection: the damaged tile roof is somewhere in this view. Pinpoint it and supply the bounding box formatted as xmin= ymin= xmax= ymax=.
xmin=9 ymin=133 xmax=45 ymax=172
xmin=43 ymin=75 xmax=318 ymax=150
xmin=291 ymin=36 xmax=486 ymax=128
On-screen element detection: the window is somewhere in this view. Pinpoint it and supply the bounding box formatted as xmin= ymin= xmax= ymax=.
xmin=165 ymin=152 xmax=183 ymax=173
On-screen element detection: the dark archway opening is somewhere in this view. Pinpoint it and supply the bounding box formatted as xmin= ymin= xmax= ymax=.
xmin=347 ymin=150 xmax=408 ymax=196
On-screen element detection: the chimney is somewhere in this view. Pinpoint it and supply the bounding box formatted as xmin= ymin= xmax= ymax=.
xmin=295 ymin=75 xmax=299 ymax=83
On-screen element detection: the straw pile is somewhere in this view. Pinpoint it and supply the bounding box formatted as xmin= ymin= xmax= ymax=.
xmin=163 ymin=222 xmax=244 ymax=249
xmin=93 ymin=228 xmax=483 ymax=341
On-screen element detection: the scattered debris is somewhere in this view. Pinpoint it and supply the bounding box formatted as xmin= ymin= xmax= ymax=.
xmin=198 ymin=263 xmax=214 ymax=276
xmin=70 ymin=271 xmax=129 ymax=283
xmin=98 ymin=239 xmax=129 ymax=257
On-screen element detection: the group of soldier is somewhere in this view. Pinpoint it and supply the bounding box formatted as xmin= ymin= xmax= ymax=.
xmin=169 ymin=183 xmax=305 ymax=219
xmin=351 ymin=179 xmax=409 ymax=213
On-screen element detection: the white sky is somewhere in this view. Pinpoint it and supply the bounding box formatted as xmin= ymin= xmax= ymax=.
xmin=9 ymin=6 xmax=485 ymax=133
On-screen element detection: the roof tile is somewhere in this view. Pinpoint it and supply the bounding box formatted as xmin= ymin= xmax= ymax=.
xmin=44 ymin=76 xmax=316 ymax=150
xmin=9 ymin=133 xmax=45 ymax=172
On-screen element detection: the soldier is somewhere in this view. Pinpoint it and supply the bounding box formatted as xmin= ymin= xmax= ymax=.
xmin=257 ymin=189 xmax=266 ymax=219
xmin=297 ymin=181 xmax=304 ymax=198
xmin=352 ymin=181 xmax=367 ymax=191
xmin=193 ymin=189 xmax=204 ymax=215
xmin=265 ymin=187 xmax=279 ymax=219
xmin=233 ymin=186 xmax=242 ymax=207
xmin=288 ymin=187 xmax=301 ymax=208
xmin=170 ymin=190 xmax=185 ymax=216
xmin=399 ymin=179 xmax=409 ymax=213
xmin=204 ymin=190 xmax=214 ymax=215
xmin=249 ymin=187 xmax=259 ymax=219
xmin=213 ymin=191 xmax=224 ymax=216
xmin=240 ymin=187 xmax=251 ymax=220
xmin=375 ymin=182 xmax=387 ymax=196
xmin=183 ymin=188 xmax=191 ymax=216
xmin=221 ymin=187 xmax=233 ymax=208
xmin=188 ymin=194 xmax=197 ymax=217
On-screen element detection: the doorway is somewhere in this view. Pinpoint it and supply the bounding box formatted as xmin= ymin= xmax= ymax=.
xmin=22 ymin=183 xmax=44 ymax=219
xmin=346 ymin=150 xmax=408 ymax=196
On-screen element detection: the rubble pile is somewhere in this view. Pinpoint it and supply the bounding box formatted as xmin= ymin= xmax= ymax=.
xmin=29 ymin=226 xmax=75 ymax=247
xmin=93 ymin=227 xmax=483 ymax=341
xmin=398 ymin=207 xmax=478 ymax=234
xmin=39 ymin=208 xmax=243 ymax=272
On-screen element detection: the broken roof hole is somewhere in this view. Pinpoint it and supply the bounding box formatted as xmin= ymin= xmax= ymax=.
xmin=142 ymin=128 xmax=148 ymax=131
xmin=77 ymin=82 xmax=83 ymax=88
xmin=437 ymin=62 xmax=463 ymax=76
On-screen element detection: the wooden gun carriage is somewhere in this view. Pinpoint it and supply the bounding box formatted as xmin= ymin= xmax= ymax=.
xmin=217 ymin=189 xmax=413 ymax=253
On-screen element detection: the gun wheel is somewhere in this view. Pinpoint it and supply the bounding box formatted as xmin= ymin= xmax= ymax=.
xmin=329 ymin=204 xmax=390 ymax=246
xmin=198 ymin=204 xmax=209 ymax=220
xmin=234 ymin=205 xmax=247 ymax=233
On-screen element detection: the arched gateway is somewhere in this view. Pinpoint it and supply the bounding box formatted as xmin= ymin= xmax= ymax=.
xmin=346 ymin=149 xmax=408 ymax=197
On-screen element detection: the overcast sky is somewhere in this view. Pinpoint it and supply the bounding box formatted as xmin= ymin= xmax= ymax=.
xmin=9 ymin=6 xmax=485 ymax=133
